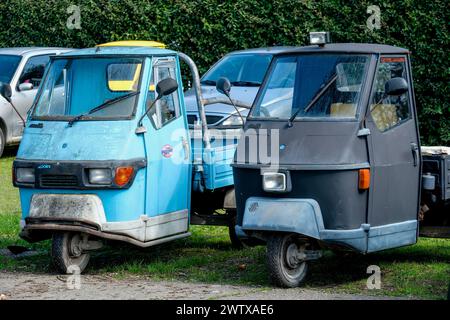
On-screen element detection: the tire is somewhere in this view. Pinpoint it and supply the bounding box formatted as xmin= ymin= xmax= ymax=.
xmin=0 ymin=127 xmax=5 ymax=158
xmin=51 ymin=232 xmax=90 ymax=274
xmin=266 ymin=233 xmax=308 ymax=288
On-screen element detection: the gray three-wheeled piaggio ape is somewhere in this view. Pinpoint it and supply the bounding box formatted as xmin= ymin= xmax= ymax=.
xmin=230 ymin=32 xmax=449 ymax=287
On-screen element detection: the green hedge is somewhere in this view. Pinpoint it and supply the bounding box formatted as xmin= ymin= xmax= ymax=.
xmin=0 ymin=0 xmax=448 ymax=144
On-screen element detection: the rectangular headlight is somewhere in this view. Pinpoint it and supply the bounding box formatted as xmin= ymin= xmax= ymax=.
xmin=88 ymin=168 xmax=112 ymax=185
xmin=309 ymin=31 xmax=330 ymax=45
xmin=16 ymin=168 xmax=35 ymax=184
xmin=262 ymin=172 xmax=286 ymax=192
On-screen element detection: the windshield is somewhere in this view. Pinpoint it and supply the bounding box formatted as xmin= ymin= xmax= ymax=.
xmin=33 ymin=57 xmax=144 ymax=120
xmin=251 ymin=54 xmax=370 ymax=119
xmin=202 ymin=53 xmax=272 ymax=86
xmin=0 ymin=55 xmax=21 ymax=83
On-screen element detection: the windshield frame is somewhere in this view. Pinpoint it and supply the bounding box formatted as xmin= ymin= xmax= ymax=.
xmin=30 ymin=54 xmax=147 ymax=122
xmin=248 ymin=53 xmax=375 ymax=122
xmin=0 ymin=54 xmax=22 ymax=84
xmin=201 ymin=52 xmax=273 ymax=86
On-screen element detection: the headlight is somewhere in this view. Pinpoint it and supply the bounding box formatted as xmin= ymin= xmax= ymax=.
xmin=262 ymin=173 xmax=286 ymax=192
xmin=221 ymin=115 xmax=245 ymax=126
xmin=16 ymin=168 xmax=35 ymax=184
xmin=88 ymin=168 xmax=113 ymax=185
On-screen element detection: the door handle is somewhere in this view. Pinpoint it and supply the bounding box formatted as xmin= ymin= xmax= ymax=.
xmin=410 ymin=142 xmax=419 ymax=167
xmin=182 ymin=137 xmax=190 ymax=160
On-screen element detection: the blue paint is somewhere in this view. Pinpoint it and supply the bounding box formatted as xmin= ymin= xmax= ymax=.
xmin=16 ymin=47 xmax=235 ymax=243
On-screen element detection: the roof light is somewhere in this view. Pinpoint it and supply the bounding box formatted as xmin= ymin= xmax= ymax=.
xmin=97 ymin=41 xmax=166 ymax=49
xmin=309 ymin=32 xmax=330 ymax=46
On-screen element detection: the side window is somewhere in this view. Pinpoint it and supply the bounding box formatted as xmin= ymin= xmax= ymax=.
xmin=18 ymin=55 xmax=51 ymax=89
xmin=146 ymin=62 xmax=180 ymax=129
xmin=370 ymin=57 xmax=410 ymax=131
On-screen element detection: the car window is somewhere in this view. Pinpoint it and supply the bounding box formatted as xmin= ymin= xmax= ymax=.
xmin=252 ymin=54 xmax=370 ymax=119
xmin=18 ymin=55 xmax=51 ymax=89
xmin=202 ymin=54 xmax=272 ymax=85
xmin=0 ymin=55 xmax=21 ymax=83
xmin=370 ymin=56 xmax=411 ymax=131
xmin=107 ymin=63 xmax=141 ymax=91
xmin=146 ymin=60 xmax=180 ymax=129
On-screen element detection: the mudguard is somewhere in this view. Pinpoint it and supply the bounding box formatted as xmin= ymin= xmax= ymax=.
xmin=240 ymin=197 xmax=324 ymax=239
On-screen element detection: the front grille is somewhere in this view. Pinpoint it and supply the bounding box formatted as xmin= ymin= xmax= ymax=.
xmin=40 ymin=175 xmax=79 ymax=188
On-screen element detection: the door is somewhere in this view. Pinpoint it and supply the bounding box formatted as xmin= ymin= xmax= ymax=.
xmin=142 ymin=57 xmax=191 ymax=240
xmin=11 ymin=54 xmax=51 ymax=136
xmin=366 ymin=55 xmax=420 ymax=252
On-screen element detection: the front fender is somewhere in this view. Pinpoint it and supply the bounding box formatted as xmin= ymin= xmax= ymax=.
xmin=240 ymin=197 xmax=325 ymax=239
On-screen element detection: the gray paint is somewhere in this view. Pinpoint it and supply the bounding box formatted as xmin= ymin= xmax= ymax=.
xmin=233 ymin=45 xmax=422 ymax=253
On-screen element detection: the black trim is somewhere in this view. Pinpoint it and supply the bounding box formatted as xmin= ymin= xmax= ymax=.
xmin=13 ymin=158 xmax=146 ymax=189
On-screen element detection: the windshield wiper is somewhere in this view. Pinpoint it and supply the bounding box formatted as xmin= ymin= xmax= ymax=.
xmin=200 ymin=80 xmax=216 ymax=86
xmin=288 ymin=74 xmax=337 ymax=126
xmin=231 ymin=80 xmax=260 ymax=87
xmin=67 ymin=91 xmax=139 ymax=127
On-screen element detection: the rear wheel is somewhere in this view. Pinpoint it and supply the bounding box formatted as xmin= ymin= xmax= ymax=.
xmin=51 ymin=232 xmax=90 ymax=274
xmin=266 ymin=233 xmax=309 ymax=288
xmin=0 ymin=127 xmax=5 ymax=157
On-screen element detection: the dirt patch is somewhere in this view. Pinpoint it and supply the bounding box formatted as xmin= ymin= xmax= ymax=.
xmin=0 ymin=271 xmax=405 ymax=300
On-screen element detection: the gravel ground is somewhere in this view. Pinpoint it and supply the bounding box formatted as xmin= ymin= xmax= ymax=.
xmin=0 ymin=271 xmax=403 ymax=300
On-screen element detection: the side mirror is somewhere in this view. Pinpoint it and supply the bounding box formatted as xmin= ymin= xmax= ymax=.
xmin=385 ymin=77 xmax=408 ymax=96
xmin=156 ymin=78 xmax=178 ymax=98
xmin=216 ymin=77 xmax=231 ymax=96
xmin=18 ymin=83 xmax=34 ymax=92
xmin=0 ymin=82 xmax=12 ymax=102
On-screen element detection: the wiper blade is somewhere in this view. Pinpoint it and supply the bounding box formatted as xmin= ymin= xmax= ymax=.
xmin=200 ymin=80 xmax=216 ymax=86
xmin=288 ymin=74 xmax=337 ymax=125
xmin=67 ymin=91 xmax=139 ymax=126
xmin=230 ymin=81 xmax=260 ymax=87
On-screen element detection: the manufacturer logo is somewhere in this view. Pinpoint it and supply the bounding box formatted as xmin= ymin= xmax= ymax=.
xmin=248 ymin=202 xmax=259 ymax=213
xmin=37 ymin=164 xmax=51 ymax=169
xmin=161 ymin=144 xmax=174 ymax=158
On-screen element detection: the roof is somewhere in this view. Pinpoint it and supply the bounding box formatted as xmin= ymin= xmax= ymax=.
xmin=228 ymin=46 xmax=298 ymax=55
xmin=271 ymin=43 xmax=409 ymax=55
xmin=59 ymin=45 xmax=177 ymax=58
xmin=0 ymin=47 xmax=72 ymax=56
xmin=97 ymin=40 xmax=166 ymax=49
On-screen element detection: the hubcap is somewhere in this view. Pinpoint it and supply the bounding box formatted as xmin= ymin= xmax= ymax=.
xmin=69 ymin=234 xmax=83 ymax=257
xmin=286 ymin=243 xmax=300 ymax=268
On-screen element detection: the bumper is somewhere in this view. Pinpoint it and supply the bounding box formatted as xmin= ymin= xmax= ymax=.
xmin=21 ymin=194 xmax=189 ymax=245
xmin=238 ymin=197 xmax=418 ymax=253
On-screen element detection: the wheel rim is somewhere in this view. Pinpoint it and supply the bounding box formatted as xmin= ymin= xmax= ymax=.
xmin=66 ymin=233 xmax=89 ymax=267
xmin=281 ymin=236 xmax=307 ymax=281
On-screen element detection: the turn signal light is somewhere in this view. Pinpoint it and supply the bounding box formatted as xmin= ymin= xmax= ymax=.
xmin=359 ymin=169 xmax=370 ymax=190
xmin=115 ymin=166 xmax=134 ymax=186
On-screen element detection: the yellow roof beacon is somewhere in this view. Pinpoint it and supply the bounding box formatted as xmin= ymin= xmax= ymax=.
xmin=97 ymin=40 xmax=166 ymax=49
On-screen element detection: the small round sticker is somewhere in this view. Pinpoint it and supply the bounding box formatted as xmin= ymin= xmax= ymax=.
xmin=161 ymin=144 xmax=173 ymax=158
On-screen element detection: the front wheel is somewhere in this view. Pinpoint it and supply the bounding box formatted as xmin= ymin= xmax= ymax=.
xmin=266 ymin=233 xmax=309 ymax=288
xmin=51 ymin=232 xmax=91 ymax=274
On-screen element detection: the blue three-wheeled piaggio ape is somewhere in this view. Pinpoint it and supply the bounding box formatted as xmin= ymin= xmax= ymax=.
xmin=6 ymin=41 xmax=250 ymax=273
xmin=231 ymin=32 xmax=449 ymax=287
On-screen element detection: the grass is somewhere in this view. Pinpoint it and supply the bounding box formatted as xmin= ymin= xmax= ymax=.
xmin=0 ymin=148 xmax=449 ymax=299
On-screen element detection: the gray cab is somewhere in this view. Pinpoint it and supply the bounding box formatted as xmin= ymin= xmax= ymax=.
xmin=0 ymin=47 xmax=73 ymax=156
xmin=232 ymin=35 xmax=421 ymax=287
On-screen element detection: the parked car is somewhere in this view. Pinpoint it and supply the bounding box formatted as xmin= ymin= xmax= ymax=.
xmin=0 ymin=47 xmax=73 ymax=156
xmin=184 ymin=47 xmax=295 ymax=130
